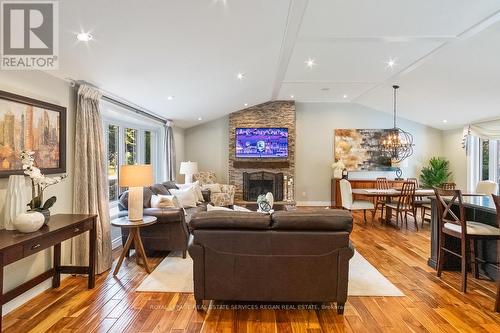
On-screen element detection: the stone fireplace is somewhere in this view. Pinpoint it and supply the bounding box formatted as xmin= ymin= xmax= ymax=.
xmin=228 ymin=101 xmax=296 ymax=203
xmin=243 ymin=172 xmax=284 ymax=201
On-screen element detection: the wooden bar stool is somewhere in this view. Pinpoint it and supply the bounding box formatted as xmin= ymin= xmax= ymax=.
xmin=435 ymin=188 xmax=499 ymax=293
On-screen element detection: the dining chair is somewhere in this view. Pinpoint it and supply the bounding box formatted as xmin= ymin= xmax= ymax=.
xmin=385 ymin=181 xmax=417 ymax=230
xmin=421 ymin=183 xmax=457 ymax=225
xmin=491 ymin=194 xmax=500 ymax=312
xmin=374 ymin=177 xmax=389 ymax=220
xmin=434 ymin=188 xmax=499 ymax=293
xmin=408 ymin=177 xmax=431 ymax=227
xmin=476 ymin=181 xmax=498 ymax=195
xmin=339 ymin=179 xmax=375 ymax=223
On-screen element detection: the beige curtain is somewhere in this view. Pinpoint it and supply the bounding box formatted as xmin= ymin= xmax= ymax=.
xmin=72 ymin=84 xmax=112 ymax=274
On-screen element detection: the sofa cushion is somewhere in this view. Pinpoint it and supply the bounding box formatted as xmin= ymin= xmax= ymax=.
xmin=150 ymin=183 xmax=170 ymax=195
xmin=118 ymin=187 xmax=154 ymax=210
xmin=190 ymin=211 xmax=271 ymax=230
xmin=271 ymin=209 xmax=353 ymax=232
xmin=162 ymin=181 xmax=179 ymax=191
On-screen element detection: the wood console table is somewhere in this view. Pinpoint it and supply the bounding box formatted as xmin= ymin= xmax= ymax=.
xmin=0 ymin=214 xmax=96 ymax=331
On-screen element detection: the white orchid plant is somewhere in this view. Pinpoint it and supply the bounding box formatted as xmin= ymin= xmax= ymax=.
xmin=20 ymin=150 xmax=67 ymax=212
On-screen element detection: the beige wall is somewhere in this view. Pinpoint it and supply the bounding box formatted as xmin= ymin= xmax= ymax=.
xmin=441 ymin=128 xmax=467 ymax=190
xmin=185 ymin=117 xmax=229 ymax=183
xmin=173 ymin=126 xmax=186 ymax=183
xmin=184 ymin=102 xmax=445 ymax=205
xmin=0 ymin=71 xmax=75 ymax=314
xmin=295 ymin=102 xmax=443 ymax=204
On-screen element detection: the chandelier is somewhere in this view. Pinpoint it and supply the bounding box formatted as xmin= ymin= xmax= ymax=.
xmin=380 ymin=85 xmax=414 ymax=163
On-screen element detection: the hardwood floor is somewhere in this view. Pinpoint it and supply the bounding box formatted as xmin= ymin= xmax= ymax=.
xmin=3 ymin=211 xmax=499 ymax=332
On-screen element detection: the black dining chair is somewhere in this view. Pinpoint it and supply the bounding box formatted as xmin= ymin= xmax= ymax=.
xmin=435 ymin=188 xmax=499 ymax=293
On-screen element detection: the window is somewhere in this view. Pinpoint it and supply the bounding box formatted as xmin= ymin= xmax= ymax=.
xmin=468 ymin=136 xmax=499 ymax=193
xmin=481 ymin=139 xmax=489 ymax=181
xmin=125 ymin=128 xmax=138 ymax=165
xmin=107 ymin=125 xmax=119 ymax=202
xmin=102 ymin=101 xmax=163 ymax=206
xmin=144 ymin=131 xmax=152 ymax=164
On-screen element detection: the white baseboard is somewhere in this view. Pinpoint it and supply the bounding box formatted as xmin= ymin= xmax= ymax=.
xmin=296 ymin=201 xmax=331 ymax=207
xmin=112 ymin=236 xmax=122 ymax=250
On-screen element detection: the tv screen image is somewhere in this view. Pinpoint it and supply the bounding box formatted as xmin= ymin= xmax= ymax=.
xmin=235 ymin=128 xmax=288 ymax=158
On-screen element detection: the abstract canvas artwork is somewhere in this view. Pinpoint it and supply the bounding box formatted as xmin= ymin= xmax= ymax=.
xmin=334 ymin=129 xmax=396 ymax=171
xmin=0 ymin=90 xmax=66 ymax=177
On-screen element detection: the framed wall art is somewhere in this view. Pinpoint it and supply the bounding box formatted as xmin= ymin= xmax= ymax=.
xmin=0 ymin=90 xmax=66 ymax=177
xmin=334 ymin=128 xmax=396 ymax=171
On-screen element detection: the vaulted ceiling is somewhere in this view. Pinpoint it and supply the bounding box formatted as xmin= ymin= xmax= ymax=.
xmin=51 ymin=0 xmax=500 ymax=128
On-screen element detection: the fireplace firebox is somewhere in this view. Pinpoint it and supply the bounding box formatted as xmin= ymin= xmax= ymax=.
xmin=243 ymin=171 xmax=284 ymax=201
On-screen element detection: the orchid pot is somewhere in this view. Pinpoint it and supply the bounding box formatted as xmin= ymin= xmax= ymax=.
xmin=20 ymin=151 xmax=67 ymax=224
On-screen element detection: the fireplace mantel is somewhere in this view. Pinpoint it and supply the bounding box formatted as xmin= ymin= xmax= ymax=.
xmin=233 ymin=161 xmax=290 ymax=169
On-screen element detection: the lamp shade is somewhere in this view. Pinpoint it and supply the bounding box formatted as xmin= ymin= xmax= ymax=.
xmin=119 ymin=164 xmax=153 ymax=187
xmin=179 ymin=161 xmax=198 ymax=175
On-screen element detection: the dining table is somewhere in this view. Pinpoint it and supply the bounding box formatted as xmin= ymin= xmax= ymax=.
xmin=351 ymin=188 xmax=483 ymax=228
xmin=351 ymin=188 xmax=435 ymax=228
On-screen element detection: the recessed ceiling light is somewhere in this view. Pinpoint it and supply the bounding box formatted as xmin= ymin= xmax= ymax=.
xmin=76 ymin=32 xmax=93 ymax=42
xmin=290 ymin=95 xmax=294 ymax=99
xmin=385 ymin=58 xmax=397 ymax=69
xmin=244 ymin=103 xmax=248 ymax=107
xmin=167 ymin=95 xmax=174 ymax=100
xmin=198 ymin=117 xmax=202 ymax=121
xmin=305 ymin=58 xmax=316 ymax=69
xmin=443 ymin=120 xmax=448 ymax=123
xmin=237 ymin=72 xmax=246 ymax=80
xmin=343 ymin=94 xmax=348 ymax=99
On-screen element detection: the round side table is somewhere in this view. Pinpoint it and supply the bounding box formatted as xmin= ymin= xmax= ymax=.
xmin=111 ymin=216 xmax=157 ymax=275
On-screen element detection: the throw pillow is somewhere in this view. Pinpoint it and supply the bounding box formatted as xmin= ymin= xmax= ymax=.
xmin=169 ymin=187 xmax=198 ymax=208
xmin=202 ymin=183 xmax=221 ymax=193
xmin=150 ymin=194 xmax=180 ymax=208
xmin=176 ymin=181 xmax=204 ymax=202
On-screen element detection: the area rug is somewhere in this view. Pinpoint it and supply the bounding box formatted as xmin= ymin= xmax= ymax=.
xmin=136 ymin=251 xmax=404 ymax=297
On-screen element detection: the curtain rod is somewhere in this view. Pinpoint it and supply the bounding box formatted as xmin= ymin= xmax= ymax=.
xmin=68 ymin=79 xmax=172 ymax=125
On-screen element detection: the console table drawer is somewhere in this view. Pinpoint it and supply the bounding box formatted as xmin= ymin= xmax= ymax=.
xmin=23 ymin=221 xmax=91 ymax=257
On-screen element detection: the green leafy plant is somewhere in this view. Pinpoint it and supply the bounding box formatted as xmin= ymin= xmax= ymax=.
xmin=420 ymin=157 xmax=452 ymax=188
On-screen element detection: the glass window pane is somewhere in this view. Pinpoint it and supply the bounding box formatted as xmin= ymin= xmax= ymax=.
xmin=482 ymin=139 xmax=489 ymax=180
xmin=107 ymin=125 xmax=119 ymax=202
xmin=144 ymin=131 xmax=151 ymax=164
xmin=125 ymin=128 xmax=138 ymax=165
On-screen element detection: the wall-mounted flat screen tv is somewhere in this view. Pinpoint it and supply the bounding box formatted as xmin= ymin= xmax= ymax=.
xmin=235 ymin=128 xmax=288 ymax=158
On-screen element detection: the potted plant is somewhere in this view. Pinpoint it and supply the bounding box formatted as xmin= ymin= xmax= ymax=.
xmin=420 ymin=157 xmax=452 ymax=188
xmin=20 ymin=151 xmax=67 ymax=224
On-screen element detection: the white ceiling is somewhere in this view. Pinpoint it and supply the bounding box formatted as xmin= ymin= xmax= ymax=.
xmin=50 ymin=0 xmax=500 ymax=129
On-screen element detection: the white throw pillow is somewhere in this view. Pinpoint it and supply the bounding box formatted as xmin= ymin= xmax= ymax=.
xmin=207 ymin=204 xmax=233 ymax=212
xmin=150 ymin=194 xmax=180 ymax=209
xmin=176 ymin=181 xmax=204 ymax=202
xmin=169 ymin=187 xmax=198 ymax=208
xmin=202 ymin=183 xmax=221 ymax=193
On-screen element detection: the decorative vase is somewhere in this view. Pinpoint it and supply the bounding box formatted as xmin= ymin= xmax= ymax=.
xmin=265 ymin=192 xmax=274 ymax=209
xmin=2 ymin=175 xmax=28 ymax=230
xmin=14 ymin=211 xmax=44 ymax=233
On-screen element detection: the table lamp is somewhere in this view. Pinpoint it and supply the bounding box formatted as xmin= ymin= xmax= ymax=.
xmin=119 ymin=164 xmax=153 ymax=221
xmin=179 ymin=161 xmax=198 ymax=184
